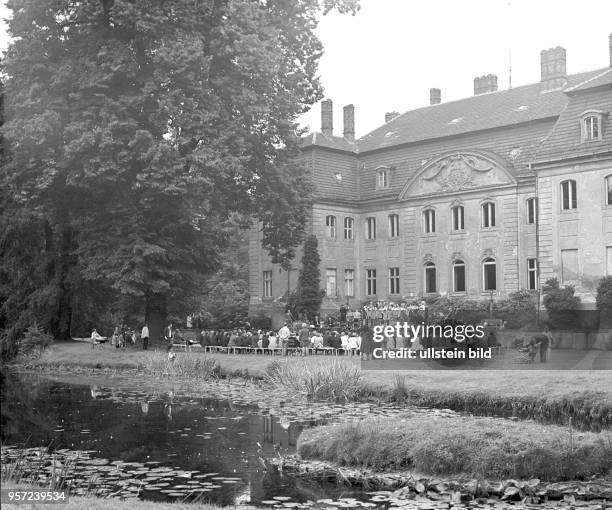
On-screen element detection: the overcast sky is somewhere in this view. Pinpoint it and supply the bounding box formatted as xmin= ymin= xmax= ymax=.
xmin=2 ymin=1 xmax=611 ymax=138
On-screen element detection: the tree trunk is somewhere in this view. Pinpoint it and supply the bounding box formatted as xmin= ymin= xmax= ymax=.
xmin=145 ymin=293 xmax=167 ymax=346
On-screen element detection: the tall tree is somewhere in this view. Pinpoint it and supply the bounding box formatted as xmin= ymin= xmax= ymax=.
xmin=1 ymin=0 xmax=359 ymax=343
xmin=289 ymin=234 xmax=324 ymax=321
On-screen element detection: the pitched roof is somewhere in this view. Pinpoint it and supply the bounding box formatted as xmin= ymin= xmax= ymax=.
xmin=302 ymin=68 xmax=608 ymax=155
xmin=565 ymin=67 xmax=612 ymax=93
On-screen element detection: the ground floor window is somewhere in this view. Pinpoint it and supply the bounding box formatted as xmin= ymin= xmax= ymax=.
xmin=453 ymin=260 xmax=466 ymax=292
xmin=366 ymin=269 xmax=377 ymax=296
xmin=344 ymin=269 xmax=354 ymax=296
xmin=326 ymin=268 xmax=337 ymax=297
xmin=483 ymin=258 xmax=497 ymax=291
xmin=424 ymin=262 xmax=436 ymax=293
xmin=263 ymin=270 xmax=272 ymax=297
xmin=389 ymin=267 xmax=400 ymax=295
xmin=527 ymin=258 xmax=537 ymax=290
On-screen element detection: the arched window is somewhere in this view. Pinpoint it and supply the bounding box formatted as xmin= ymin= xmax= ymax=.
xmin=388 ymin=214 xmax=400 ymax=238
xmin=481 ymin=202 xmax=496 ymax=228
xmin=453 ymin=260 xmax=466 ymax=293
xmin=561 ymin=180 xmax=577 ymax=210
xmin=483 ymin=258 xmax=497 ymax=291
xmin=424 ymin=262 xmax=436 ymax=293
xmin=325 ymin=215 xmax=336 ymax=238
xmin=423 ymin=209 xmax=436 ymax=233
xmin=365 ymin=217 xmax=376 ymax=240
xmin=451 ymin=205 xmax=464 ymax=231
xmin=344 ymin=217 xmax=354 ymax=240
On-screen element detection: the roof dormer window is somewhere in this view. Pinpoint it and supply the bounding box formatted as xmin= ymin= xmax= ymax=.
xmin=580 ymin=110 xmax=603 ymax=142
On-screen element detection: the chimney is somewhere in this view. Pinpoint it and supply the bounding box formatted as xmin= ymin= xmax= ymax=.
xmin=385 ymin=111 xmax=400 ymax=123
xmin=321 ymin=99 xmax=333 ymax=137
xmin=609 ymin=33 xmax=612 ymax=67
xmin=343 ymin=104 xmax=355 ymax=142
xmin=474 ymin=74 xmax=498 ymax=95
xmin=430 ymin=88 xmax=441 ymax=105
xmin=540 ymin=46 xmax=567 ymax=89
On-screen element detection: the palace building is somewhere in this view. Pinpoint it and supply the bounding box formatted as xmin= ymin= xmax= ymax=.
xmin=248 ymin=37 xmax=612 ymax=323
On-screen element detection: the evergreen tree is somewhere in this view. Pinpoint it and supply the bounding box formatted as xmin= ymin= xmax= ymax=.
xmin=542 ymin=277 xmax=581 ymax=329
xmin=292 ymin=235 xmax=324 ymax=321
xmin=0 ymin=0 xmax=359 ymax=344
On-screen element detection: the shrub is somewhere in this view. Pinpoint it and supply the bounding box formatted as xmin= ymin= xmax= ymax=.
xmin=596 ymin=276 xmax=612 ymax=329
xmin=16 ymin=323 xmax=53 ymax=358
xmin=138 ymin=352 xmax=219 ymax=379
xmin=542 ymin=278 xmax=581 ymax=329
xmin=494 ymin=289 xmax=538 ymax=329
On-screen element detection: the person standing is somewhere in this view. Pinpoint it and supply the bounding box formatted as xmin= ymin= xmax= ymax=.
xmin=360 ymin=325 xmax=374 ymax=360
xmin=278 ymin=322 xmax=291 ymax=356
xmin=164 ymin=323 xmax=173 ymax=346
xmin=141 ymin=323 xmax=149 ymax=350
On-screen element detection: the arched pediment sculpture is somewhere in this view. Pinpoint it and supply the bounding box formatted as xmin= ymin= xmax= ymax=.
xmin=399 ymin=151 xmax=515 ymax=199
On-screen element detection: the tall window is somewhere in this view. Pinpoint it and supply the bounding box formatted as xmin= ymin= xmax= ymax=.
xmin=326 ymin=268 xmax=337 ymax=297
xmin=389 ymin=267 xmax=400 ymax=295
xmin=606 ymin=176 xmax=612 ymax=206
xmin=423 ymin=209 xmax=435 ymax=233
xmin=561 ymin=249 xmax=579 ymax=284
xmin=344 ymin=217 xmax=354 ymax=239
xmin=483 ymin=258 xmax=497 ymax=291
xmin=263 ymin=270 xmax=272 ymax=298
xmin=453 ymin=260 xmax=466 ymax=293
xmin=561 ymin=180 xmax=577 ymax=210
xmin=366 ymin=269 xmax=377 ymax=295
xmin=424 ymin=262 xmax=436 ymax=293
xmin=388 ymin=214 xmax=400 ymax=238
xmin=526 ymin=198 xmax=537 ymax=224
xmin=451 ymin=205 xmax=464 ymax=231
xmin=527 ymin=258 xmax=537 ymax=290
xmin=365 ymin=217 xmax=376 ymax=240
xmin=481 ymin=202 xmax=496 ymax=228
xmin=377 ymin=169 xmax=388 ymax=188
xmin=344 ymin=269 xmax=354 ymax=297
xmin=325 ymin=215 xmax=336 ymax=238
xmin=583 ymin=115 xmax=600 ymax=141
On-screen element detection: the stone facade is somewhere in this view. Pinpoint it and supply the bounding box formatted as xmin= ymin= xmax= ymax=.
xmin=249 ymin=39 xmax=612 ymax=319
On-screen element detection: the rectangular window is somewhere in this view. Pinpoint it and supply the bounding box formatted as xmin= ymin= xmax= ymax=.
xmin=561 ymin=249 xmax=579 ymax=284
xmin=527 ymin=258 xmax=537 ymax=290
xmin=377 ymin=170 xmax=388 ymax=188
xmin=606 ymin=176 xmax=612 ymax=206
xmin=482 ymin=202 xmax=496 ymax=228
xmin=453 ymin=263 xmax=466 ymax=293
xmin=607 ymin=247 xmax=612 ymax=276
xmin=388 ymin=214 xmax=399 ymax=238
xmin=366 ymin=217 xmax=376 ymax=240
xmin=326 ymin=268 xmax=337 ymax=297
xmin=451 ymin=206 xmax=464 ymax=231
xmin=344 ymin=217 xmax=354 ymax=240
xmin=325 ymin=215 xmax=336 ymax=238
xmin=389 ymin=267 xmax=400 ymax=295
xmin=344 ymin=269 xmax=354 ymax=297
xmin=561 ymin=180 xmax=577 ymax=210
xmin=483 ymin=260 xmax=497 ymax=291
xmin=527 ymin=198 xmax=537 ymax=224
xmin=366 ymin=269 xmax=377 ymax=296
xmin=425 ymin=264 xmax=436 ymax=293
xmin=263 ymin=270 xmax=272 ymax=298
xmin=423 ymin=209 xmax=435 ymax=233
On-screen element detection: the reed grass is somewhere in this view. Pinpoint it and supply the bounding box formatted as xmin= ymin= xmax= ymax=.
xmin=264 ymin=359 xmax=365 ymax=402
xmin=297 ymin=415 xmax=612 ymax=481
xmin=137 ymin=352 xmax=220 ymax=379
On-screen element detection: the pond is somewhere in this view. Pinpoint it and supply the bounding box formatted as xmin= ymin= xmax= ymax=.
xmin=0 ymin=371 xmax=603 ymax=509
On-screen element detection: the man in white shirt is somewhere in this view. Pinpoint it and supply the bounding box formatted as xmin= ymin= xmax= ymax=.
xmin=141 ymin=323 xmax=150 ymax=351
xmin=91 ymin=329 xmax=104 ymax=349
xmin=278 ymin=323 xmax=291 ymax=356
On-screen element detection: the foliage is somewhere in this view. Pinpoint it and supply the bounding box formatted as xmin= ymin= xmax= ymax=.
xmin=138 ymin=352 xmax=219 ymax=380
xmin=298 ymin=415 xmax=612 ymax=480
xmin=596 ymin=276 xmax=612 ymax=311
xmin=1 ymin=0 xmax=359 ymax=347
xmin=494 ymin=289 xmax=538 ymax=329
xmin=287 ymin=235 xmax=325 ymax=321
xmin=264 ymin=359 xmax=364 ymax=402
xmin=542 ymin=278 xmax=581 ymax=329
xmin=249 ymin=314 xmax=272 ymax=331
xmin=15 ymin=323 xmax=54 ymax=359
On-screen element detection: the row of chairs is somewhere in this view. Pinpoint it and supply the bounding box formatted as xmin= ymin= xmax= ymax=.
xmin=171 ymin=343 xmax=357 ymax=356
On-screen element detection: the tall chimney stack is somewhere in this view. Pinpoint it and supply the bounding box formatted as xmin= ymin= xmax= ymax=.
xmin=540 ymin=46 xmax=567 ymax=90
xmin=474 ymin=74 xmax=498 ymax=95
xmin=321 ymin=99 xmax=333 ymax=137
xmin=430 ymin=88 xmax=441 ymax=105
xmin=343 ymin=104 xmax=355 ymax=142
xmin=385 ymin=111 xmax=400 ymax=123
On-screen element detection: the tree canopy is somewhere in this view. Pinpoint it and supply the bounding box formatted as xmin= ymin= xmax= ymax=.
xmin=0 ymin=0 xmax=359 ymax=346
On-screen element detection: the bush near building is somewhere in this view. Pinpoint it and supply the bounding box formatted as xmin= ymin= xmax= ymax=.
xmin=542 ymin=278 xmax=581 ymax=329
xmin=596 ymin=276 xmax=612 ymax=329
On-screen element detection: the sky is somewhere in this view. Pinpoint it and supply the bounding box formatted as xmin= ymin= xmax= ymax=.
xmin=1 ymin=0 xmax=611 ymax=138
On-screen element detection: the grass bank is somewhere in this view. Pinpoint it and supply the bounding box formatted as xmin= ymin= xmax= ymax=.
xmin=20 ymin=341 xmax=612 ymax=428
xmin=297 ymin=415 xmax=612 ymax=481
xmin=1 ymin=481 xmax=252 ymax=509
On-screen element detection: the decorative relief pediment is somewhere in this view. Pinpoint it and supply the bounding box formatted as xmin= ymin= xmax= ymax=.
xmin=399 ymin=151 xmax=515 ymax=199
